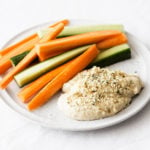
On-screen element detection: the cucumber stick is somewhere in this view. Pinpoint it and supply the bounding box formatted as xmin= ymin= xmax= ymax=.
xmin=38 ymin=24 xmax=124 ymax=38
xmin=89 ymin=44 xmax=131 ymax=67
xmin=14 ymin=45 xmax=91 ymax=87
xmin=59 ymin=25 xmax=124 ymax=37
xmin=10 ymin=51 xmax=30 ymax=66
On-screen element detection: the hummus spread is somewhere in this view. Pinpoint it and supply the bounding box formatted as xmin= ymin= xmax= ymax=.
xmin=58 ymin=67 xmax=143 ymax=121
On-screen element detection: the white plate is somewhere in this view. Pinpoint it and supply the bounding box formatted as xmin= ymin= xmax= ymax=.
xmin=0 ymin=20 xmax=150 ymax=131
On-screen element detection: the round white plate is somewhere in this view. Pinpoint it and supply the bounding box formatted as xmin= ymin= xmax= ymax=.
xmin=0 ymin=20 xmax=150 ymax=131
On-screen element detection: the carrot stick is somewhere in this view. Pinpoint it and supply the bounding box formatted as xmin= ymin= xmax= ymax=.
xmin=0 ymin=23 xmax=65 ymax=89
xmin=36 ymin=30 xmax=121 ymax=61
xmin=28 ymin=45 xmax=99 ymax=110
xmin=18 ymin=60 xmax=72 ymax=103
xmin=0 ymin=19 xmax=69 ymax=57
xmin=97 ymin=33 xmax=127 ymax=50
xmin=39 ymin=23 xmax=65 ymax=43
xmin=0 ymin=34 xmax=38 ymax=57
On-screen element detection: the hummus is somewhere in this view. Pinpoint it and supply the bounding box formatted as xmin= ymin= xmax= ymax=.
xmin=57 ymin=67 xmax=143 ymax=121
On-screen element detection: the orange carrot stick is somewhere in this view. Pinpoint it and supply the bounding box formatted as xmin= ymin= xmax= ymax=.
xmin=97 ymin=33 xmax=127 ymax=50
xmin=39 ymin=23 xmax=65 ymax=43
xmin=0 ymin=34 xmax=38 ymax=57
xmin=36 ymin=30 xmax=121 ymax=61
xmin=18 ymin=60 xmax=72 ymax=103
xmin=0 ymin=23 xmax=65 ymax=89
xmin=28 ymin=45 xmax=99 ymax=110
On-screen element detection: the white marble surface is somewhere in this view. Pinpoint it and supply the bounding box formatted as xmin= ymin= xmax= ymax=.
xmin=0 ymin=0 xmax=150 ymax=149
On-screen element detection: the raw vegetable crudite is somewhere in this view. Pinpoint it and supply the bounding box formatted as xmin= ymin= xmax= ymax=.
xmin=27 ymin=45 xmax=99 ymax=110
xmin=0 ymin=19 xmax=69 ymax=74
xmin=14 ymin=45 xmax=91 ymax=87
xmin=0 ymin=37 xmax=39 ymax=74
xmin=17 ymin=60 xmax=73 ymax=103
xmin=38 ymin=24 xmax=124 ymax=38
xmin=14 ymin=43 xmax=131 ymax=88
xmin=0 ymin=34 xmax=38 ymax=57
xmin=58 ymin=24 xmax=124 ymax=37
xmin=97 ymin=33 xmax=127 ymax=50
xmin=36 ymin=30 xmax=122 ymax=61
xmin=89 ymin=44 xmax=131 ymax=67
xmin=11 ymin=33 xmax=128 ymax=65
xmin=0 ymin=23 xmax=65 ymax=89
xmin=0 ymin=19 xmax=69 ymax=57
xmin=10 ymin=51 xmax=30 ymax=66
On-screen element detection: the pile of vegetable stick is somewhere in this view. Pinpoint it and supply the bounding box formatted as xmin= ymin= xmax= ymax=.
xmin=0 ymin=19 xmax=128 ymax=110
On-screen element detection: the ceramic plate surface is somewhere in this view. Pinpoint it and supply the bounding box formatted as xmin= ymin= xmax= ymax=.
xmin=0 ymin=20 xmax=150 ymax=131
